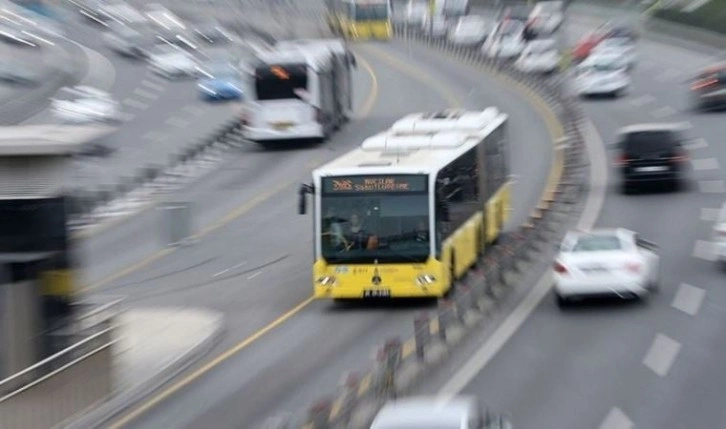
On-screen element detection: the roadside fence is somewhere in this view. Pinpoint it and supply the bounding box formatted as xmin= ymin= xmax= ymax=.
xmin=296 ymin=24 xmax=590 ymax=429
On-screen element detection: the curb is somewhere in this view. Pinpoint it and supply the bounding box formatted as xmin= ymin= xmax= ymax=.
xmin=298 ymin=28 xmax=589 ymax=429
xmin=65 ymin=309 xmax=226 ymax=429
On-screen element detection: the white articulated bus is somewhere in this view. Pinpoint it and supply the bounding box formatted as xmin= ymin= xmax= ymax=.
xmin=298 ymin=108 xmax=512 ymax=299
xmin=275 ymin=38 xmax=357 ymax=124
xmin=242 ymin=45 xmax=347 ymax=145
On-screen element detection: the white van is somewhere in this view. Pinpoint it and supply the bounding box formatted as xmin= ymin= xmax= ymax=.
xmin=242 ymin=47 xmax=340 ymax=144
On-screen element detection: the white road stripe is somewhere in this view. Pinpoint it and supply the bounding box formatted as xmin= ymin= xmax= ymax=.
xmin=686 ymin=138 xmax=709 ymax=150
xmin=691 ymin=157 xmax=720 ymax=171
xmin=133 ymin=88 xmax=159 ymax=100
xmin=672 ymin=283 xmax=706 ymax=316
xmin=141 ymin=79 xmax=165 ymax=91
xmin=123 ymin=98 xmax=149 ymax=110
xmin=643 ymin=333 xmax=681 ymax=377
xmin=629 ymin=94 xmax=656 ymax=107
xmin=650 ymin=106 xmax=676 ymax=119
xmin=213 ymin=269 xmax=229 ymax=277
xmin=693 ymin=240 xmax=717 ymax=261
xmin=165 ymin=117 xmax=190 ymax=128
xmin=698 ymin=180 xmax=726 ymax=193
xmin=656 ymin=69 xmax=681 ymax=83
xmin=142 ymin=131 xmax=166 ymax=141
xmin=247 ymin=271 xmax=262 ymax=280
xmin=599 ymin=407 xmax=634 ymax=429
xmin=701 ymin=207 xmax=721 ymax=222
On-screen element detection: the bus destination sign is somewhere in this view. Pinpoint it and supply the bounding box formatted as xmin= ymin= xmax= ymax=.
xmin=323 ymin=175 xmax=427 ymax=193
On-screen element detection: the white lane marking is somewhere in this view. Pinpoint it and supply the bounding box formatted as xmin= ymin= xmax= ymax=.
xmin=650 ymin=106 xmax=676 ymax=119
xmin=182 ymin=105 xmax=205 ymax=116
xmin=698 ymin=180 xmax=726 ymax=193
xmin=672 ymin=283 xmax=706 ymax=316
xmin=701 ymin=207 xmax=721 ymax=222
xmin=438 ymin=119 xmax=608 ymax=397
xmin=686 ymin=138 xmax=709 ymax=150
xmin=118 ymin=112 xmax=135 ymax=122
xmin=133 ymin=88 xmax=159 ymax=100
xmin=142 ymin=131 xmax=166 ymax=141
xmin=691 ymin=157 xmax=720 ymax=171
xmin=247 ymin=271 xmax=262 ymax=280
xmin=693 ymin=240 xmax=717 ymax=261
xmin=123 ymin=98 xmax=149 ymax=110
xmin=165 ymin=117 xmax=190 ymax=128
xmin=629 ymin=94 xmax=656 ymax=107
xmin=599 ymin=407 xmax=634 ymax=429
xmin=643 ymin=333 xmax=681 ymax=377
xmin=213 ymin=269 xmax=229 ymax=277
xmin=141 ymin=79 xmax=165 ymax=91
xmin=656 ymin=69 xmax=681 ymax=83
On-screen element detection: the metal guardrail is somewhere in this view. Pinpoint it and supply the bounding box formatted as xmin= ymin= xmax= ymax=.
xmin=297 ymin=25 xmax=590 ymax=429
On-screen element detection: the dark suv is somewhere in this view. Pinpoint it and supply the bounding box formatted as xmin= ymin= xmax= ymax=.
xmin=690 ymin=64 xmax=726 ymax=111
xmin=615 ymin=124 xmax=689 ymax=193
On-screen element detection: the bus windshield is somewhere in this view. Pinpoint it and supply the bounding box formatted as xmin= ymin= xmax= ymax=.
xmin=254 ymin=63 xmax=308 ymax=101
xmin=320 ymin=175 xmax=430 ymax=263
xmin=354 ymin=3 xmax=389 ymax=20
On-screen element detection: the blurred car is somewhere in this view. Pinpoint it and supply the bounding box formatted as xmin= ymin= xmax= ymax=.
xmin=103 ymin=23 xmax=156 ymax=58
xmin=403 ymin=0 xmax=428 ymax=25
xmin=500 ymin=4 xmax=533 ymax=23
xmin=572 ymin=30 xmax=608 ymax=63
xmin=51 ymin=86 xmax=121 ymax=124
xmin=0 ymin=20 xmax=38 ymax=47
xmin=447 ymin=16 xmax=488 ymax=46
xmin=194 ymin=20 xmax=234 ymax=44
xmin=526 ymin=0 xmax=563 ymax=36
xmin=197 ymin=62 xmax=244 ymax=100
xmin=421 ymin=15 xmax=448 ymax=37
xmin=482 ymin=19 xmax=526 ymax=59
xmin=98 ymin=1 xmax=148 ymax=25
xmin=711 ymin=202 xmax=726 ymax=269
xmin=574 ymin=52 xmax=631 ymax=97
xmin=689 ymin=63 xmax=726 ymax=111
xmin=148 ymin=44 xmax=199 ymax=78
xmin=602 ymin=21 xmax=640 ymax=41
xmin=553 ymin=228 xmax=660 ymax=307
xmin=370 ymin=396 xmax=512 ymax=429
xmin=76 ymin=0 xmax=110 ymax=25
xmin=591 ymin=37 xmax=637 ymax=69
xmin=515 ymin=38 xmax=560 ymax=74
xmin=613 ymin=123 xmax=690 ymax=192
xmin=0 ymin=62 xmax=39 ymax=86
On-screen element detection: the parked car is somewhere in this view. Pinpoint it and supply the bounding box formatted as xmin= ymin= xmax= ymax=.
xmin=515 ymin=38 xmax=560 ymax=74
xmin=574 ymin=52 xmax=631 ymax=97
xmin=148 ymin=44 xmax=199 ymax=78
xmin=51 ymin=86 xmax=121 ymax=124
xmin=526 ymin=0 xmax=563 ymax=35
xmin=448 ymin=16 xmax=488 ymax=46
xmin=482 ymin=19 xmax=526 ymax=59
xmin=370 ymin=396 xmax=512 ymax=429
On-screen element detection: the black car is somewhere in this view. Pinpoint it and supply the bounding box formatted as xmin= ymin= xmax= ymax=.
xmin=690 ymin=64 xmax=726 ymax=111
xmin=615 ymin=124 xmax=690 ymax=193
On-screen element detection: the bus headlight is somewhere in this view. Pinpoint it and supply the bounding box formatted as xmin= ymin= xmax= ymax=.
xmin=416 ymin=275 xmax=437 ymax=286
xmin=316 ymin=276 xmax=337 ymax=286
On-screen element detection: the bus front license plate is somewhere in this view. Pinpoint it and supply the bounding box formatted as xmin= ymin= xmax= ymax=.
xmin=363 ymin=289 xmax=391 ymax=298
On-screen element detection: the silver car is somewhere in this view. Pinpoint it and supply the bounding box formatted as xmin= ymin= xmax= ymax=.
xmin=370 ymin=396 xmax=512 ymax=429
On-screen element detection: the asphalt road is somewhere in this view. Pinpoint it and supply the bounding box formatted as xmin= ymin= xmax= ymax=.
xmin=83 ymin=31 xmax=556 ymax=429
xmin=416 ymin=8 xmax=726 ymax=429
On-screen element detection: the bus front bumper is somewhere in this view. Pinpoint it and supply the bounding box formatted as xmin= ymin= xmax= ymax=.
xmin=314 ymin=284 xmax=445 ymax=299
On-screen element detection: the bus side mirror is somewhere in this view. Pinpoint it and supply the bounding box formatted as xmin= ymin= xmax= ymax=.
xmin=436 ymin=200 xmax=450 ymax=222
xmin=298 ymin=183 xmax=314 ymax=215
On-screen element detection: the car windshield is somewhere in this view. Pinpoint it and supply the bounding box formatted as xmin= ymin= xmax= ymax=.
xmin=571 ymin=235 xmax=622 ymax=252
xmin=320 ymin=175 xmax=430 ymax=264
xmin=621 ymin=131 xmax=680 ymax=155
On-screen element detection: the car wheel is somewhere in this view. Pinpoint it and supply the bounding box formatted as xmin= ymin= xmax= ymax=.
xmin=555 ymin=293 xmax=568 ymax=308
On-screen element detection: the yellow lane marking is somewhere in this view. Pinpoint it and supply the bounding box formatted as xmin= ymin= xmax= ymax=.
xmin=79 ymin=50 xmax=379 ymax=295
xmin=108 ymin=297 xmax=316 ymax=429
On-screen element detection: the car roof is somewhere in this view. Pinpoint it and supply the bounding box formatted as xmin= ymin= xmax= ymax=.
xmin=617 ymin=122 xmax=689 ymax=135
xmin=373 ymin=396 xmax=477 ymax=427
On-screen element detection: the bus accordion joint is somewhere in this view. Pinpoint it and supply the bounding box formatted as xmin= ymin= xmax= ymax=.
xmin=298 ymin=183 xmax=315 ymax=215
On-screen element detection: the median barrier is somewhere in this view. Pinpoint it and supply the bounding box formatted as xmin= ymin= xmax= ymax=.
xmin=299 ymin=26 xmax=589 ymax=429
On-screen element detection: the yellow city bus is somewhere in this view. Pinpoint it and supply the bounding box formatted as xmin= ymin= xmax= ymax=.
xmin=298 ymin=108 xmax=512 ymax=299
xmin=325 ymin=0 xmax=392 ymax=41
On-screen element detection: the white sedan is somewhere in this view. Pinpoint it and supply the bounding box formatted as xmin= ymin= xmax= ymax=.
xmin=51 ymin=86 xmax=121 ymax=124
xmin=592 ymin=37 xmax=638 ymax=69
xmin=515 ymin=38 xmax=560 ymax=74
xmin=482 ymin=20 xmax=526 ymax=59
xmin=574 ymin=52 xmax=631 ymax=97
xmin=148 ymin=45 xmax=199 ymax=79
xmin=448 ymin=16 xmax=488 ymax=46
xmin=553 ymin=228 xmax=660 ymax=307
